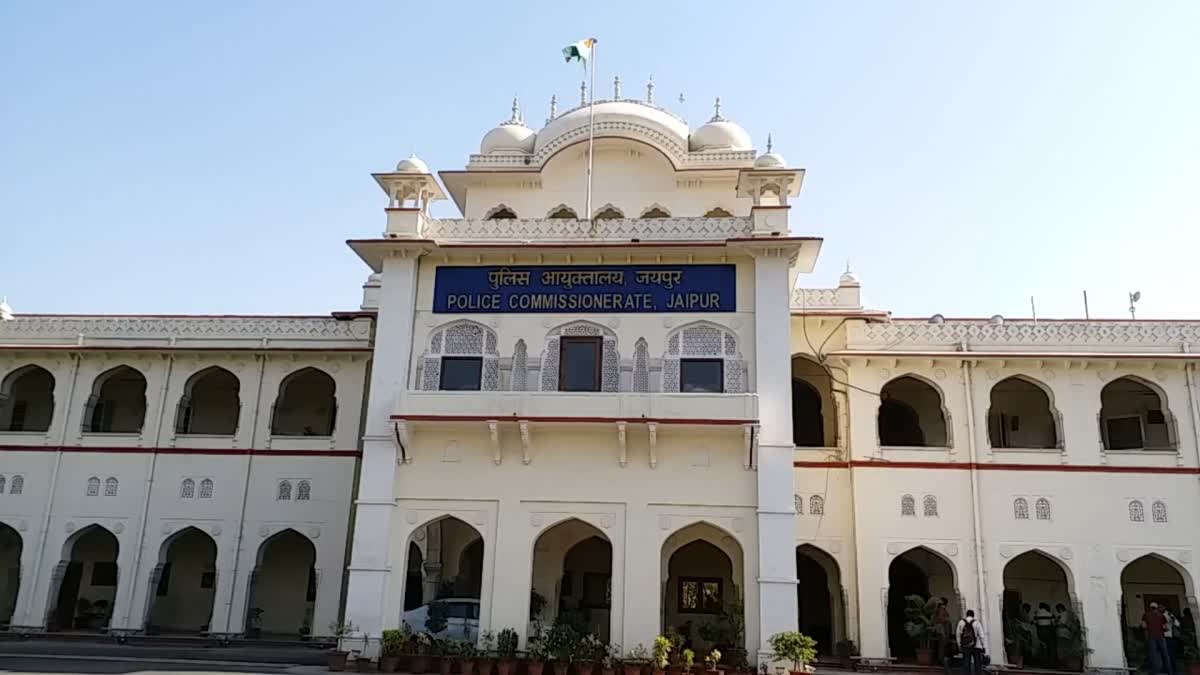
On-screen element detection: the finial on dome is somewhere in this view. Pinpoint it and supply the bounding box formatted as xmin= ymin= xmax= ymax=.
xmin=547 ymin=94 xmax=558 ymax=124
xmin=0 ymin=296 xmax=10 ymax=321
xmin=710 ymin=97 xmax=725 ymax=122
xmin=766 ymin=133 xmax=774 ymax=154
xmin=646 ymin=76 xmax=654 ymax=104
xmin=502 ymin=95 xmax=524 ymax=125
xmin=580 ymin=80 xmax=588 ymax=106
xmin=613 ymin=75 xmax=621 ymax=100
xmin=678 ymin=92 xmax=685 ymax=105
xmin=839 ymin=261 xmax=860 ymax=287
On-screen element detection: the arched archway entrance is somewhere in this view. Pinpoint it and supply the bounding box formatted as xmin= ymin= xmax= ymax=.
xmin=144 ymin=527 xmax=217 ymax=635
xmin=1120 ymin=555 xmax=1192 ymax=671
xmin=796 ymin=545 xmax=845 ymax=655
xmin=245 ymin=529 xmax=315 ymax=638
xmin=792 ymin=356 xmax=837 ymax=448
xmin=879 ymin=377 xmax=948 ymax=447
xmin=887 ymin=547 xmax=957 ymax=661
xmin=530 ymin=519 xmax=613 ymax=641
xmin=400 ymin=516 xmax=483 ymax=640
xmin=49 ymin=525 xmax=119 ymax=632
xmin=662 ymin=523 xmax=745 ymax=658
xmin=0 ymin=365 xmax=54 ymax=432
xmin=1002 ymin=550 xmax=1080 ymax=669
xmin=0 ymin=523 xmax=22 ymax=626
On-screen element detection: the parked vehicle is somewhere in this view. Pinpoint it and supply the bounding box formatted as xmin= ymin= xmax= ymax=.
xmin=403 ymin=599 xmax=480 ymax=640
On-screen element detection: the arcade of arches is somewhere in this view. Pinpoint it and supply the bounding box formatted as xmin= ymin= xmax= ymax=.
xmin=145 ymin=527 xmax=217 ymax=633
xmin=792 ymin=357 xmax=837 ymax=448
xmin=50 ymin=525 xmax=120 ymax=631
xmin=886 ymin=547 xmax=958 ymax=660
xmin=271 ymin=368 xmax=337 ymax=436
xmin=246 ymin=529 xmax=318 ymax=637
xmin=402 ymin=517 xmax=485 ymax=626
xmin=661 ymin=523 xmax=745 ymax=656
xmin=0 ymin=365 xmax=54 ymax=432
xmin=795 ymin=545 xmax=845 ymax=654
xmin=530 ymin=520 xmax=612 ymax=642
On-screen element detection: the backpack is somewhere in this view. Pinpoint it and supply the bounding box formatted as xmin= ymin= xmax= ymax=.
xmin=960 ymin=619 xmax=978 ymax=650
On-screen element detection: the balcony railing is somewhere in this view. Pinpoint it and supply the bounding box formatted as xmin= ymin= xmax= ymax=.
xmin=421 ymin=217 xmax=752 ymax=242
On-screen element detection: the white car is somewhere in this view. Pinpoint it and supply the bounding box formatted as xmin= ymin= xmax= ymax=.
xmin=403 ymin=598 xmax=480 ymax=641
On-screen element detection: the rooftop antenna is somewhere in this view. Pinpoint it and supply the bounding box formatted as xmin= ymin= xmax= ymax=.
xmin=646 ymin=75 xmax=654 ymax=104
xmin=1082 ymin=290 xmax=1090 ymax=320
xmin=1128 ymin=291 xmax=1141 ymax=320
xmin=1030 ymin=296 xmax=1037 ymax=324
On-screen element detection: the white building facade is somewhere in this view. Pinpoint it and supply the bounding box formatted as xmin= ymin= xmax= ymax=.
xmin=3 ymin=87 xmax=1198 ymax=673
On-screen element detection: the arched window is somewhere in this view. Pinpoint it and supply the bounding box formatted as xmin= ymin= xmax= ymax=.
xmin=199 ymin=478 xmax=213 ymax=499
xmin=1014 ymin=498 xmax=1030 ymax=520
xmin=640 ymin=206 xmax=670 ymax=218
xmin=86 ymin=476 xmax=100 ymax=496
xmin=0 ymin=364 xmax=55 ymax=432
xmin=83 ymin=365 xmax=148 ymax=433
xmin=277 ymin=480 xmax=292 ymax=501
xmin=662 ymin=322 xmax=746 ymax=394
xmin=901 ymin=494 xmax=916 ymax=516
xmin=1129 ymin=500 xmax=1145 ymax=522
xmin=878 ymin=376 xmax=949 ymax=447
xmin=592 ymin=205 xmax=624 ymax=220
xmin=180 ymin=479 xmax=195 ymax=499
xmin=10 ymin=475 xmax=23 ymax=495
xmin=104 ymin=477 xmax=118 ymax=496
xmin=794 ymin=494 xmax=803 ymax=514
xmin=175 ymin=366 xmax=240 ymax=435
xmin=510 ymin=339 xmax=528 ymax=391
xmin=632 ymin=338 xmax=649 ymax=393
xmin=547 ymin=206 xmax=578 ymax=219
xmin=1152 ymin=500 xmax=1168 ymax=523
xmin=417 ymin=321 xmax=500 ymax=392
xmin=539 ymin=321 xmax=620 ymax=393
xmin=270 ymin=368 xmax=336 ymax=436
xmin=988 ymin=376 xmax=1059 ymax=449
xmin=809 ymin=495 xmax=825 ymax=516
xmin=484 ymin=205 xmax=517 ymax=220
xmin=923 ymin=495 xmax=939 ymax=517
xmin=1035 ymin=498 xmax=1051 ymax=520
xmin=296 ymin=480 xmax=312 ymax=501
xmin=703 ymin=207 xmax=734 ymax=218
xmin=0 ymin=475 xmax=6 ymax=494
xmin=1100 ymin=376 xmax=1175 ymax=451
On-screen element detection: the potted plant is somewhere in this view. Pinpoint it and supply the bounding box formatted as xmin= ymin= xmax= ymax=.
xmin=833 ymin=640 xmax=857 ymax=670
xmin=901 ymin=596 xmax=941 ymax=666
xmin=328 ymin=621 xmax=359 ymax=672
xmin=680 ymin=649 xmax=695 ymax=675
xmin=545 ymin=624 xmax=579 ymax=675
xmin=768 ymin=632 xmax=817 ymax=675
xmin=527 ymin=628 xmax=549 ymax=675
xmin=496 ymin=628 xmax=519 ymax=675
xmin=357 ymin=630 xmax=378 ymax=672
xmin=411 ymin=632 xmax=433 ymax=674
xmin=652 ymin=637 xmax=672 ymax=675
xmin=460 ymin=640 xmax=479 ymax=675
xmin=601 ymin=642 xmax=621 ymax=675
xmin=703 ymin=650 xmax=721 ymax=674
xmin=1004 ymin=617 xmax=1033 ymax=669
xmin=477 ymin=631 xmax=496 ymax=675
xmin=625 ymin=644 xmax=650 ymax=675
xmin=439 ymin=640 xmax=460 ymax=675
xmin=577 ymin=633 xmax=605 ymax=675
xmin=381 ymin=628 xmax=406 ymax=673
xmin=427 ymin=601 xmax=450 ymax=636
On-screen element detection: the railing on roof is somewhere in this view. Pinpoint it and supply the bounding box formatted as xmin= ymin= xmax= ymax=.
xmin=423 ymin=217 xmax=752 ymax=242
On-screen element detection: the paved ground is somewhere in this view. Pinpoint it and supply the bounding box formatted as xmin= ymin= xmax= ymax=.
xmin=0 ymin=638 xmax=333 ymax=674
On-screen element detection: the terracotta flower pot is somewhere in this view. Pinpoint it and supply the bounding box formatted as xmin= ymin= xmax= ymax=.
xmin=411 ymin=655 xmax=429 ymax=674
xmin=461 ymin=659 xmax=476 ymax=675
xmin=528 ymin=660 xmax=545 ymax=675
xmin=623 ymin=665 xmax=641 ymax=675
xmin=380 ymin=656 xmax=401 ymax=673
xmin=497 ymin=660 xmax=514 ymax=675
xmin=577 ymin=664 xmax=595 ymax=675
xmin=357 ymin=656 xmax=378 ymax=672
xmin=602 ymin=668 xmax=615 ymax=675
xmin=553 ymin=663 xmax=568 ymax=675
xmin=440 ymin=656 xmax=453 ymax=675
xmin=478 ymin=658 xmax=494 ymax=675
xmin=915 ymin=647 xmax=933 ymax=666
xmin=328 ymin=651 xmax=350 ymax=672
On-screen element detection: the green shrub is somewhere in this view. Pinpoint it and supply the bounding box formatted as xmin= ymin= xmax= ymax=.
xmin=768 ymin=632 xmax=817 ymax=671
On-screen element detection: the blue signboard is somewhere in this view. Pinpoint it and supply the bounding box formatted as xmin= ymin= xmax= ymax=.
xmin=432 ymin=264 xmax=736 ymax=313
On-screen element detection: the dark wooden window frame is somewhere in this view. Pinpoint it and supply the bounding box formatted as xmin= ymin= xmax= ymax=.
xmin=439 ymin=356 xmax=484 ymax=391
xmin=680 ymin=358 xmax=725 ymax=393
xmin=677 ymin=576 xmax=723 ymax=613
xmin=559 ymin=336 xmax=603 ymax=392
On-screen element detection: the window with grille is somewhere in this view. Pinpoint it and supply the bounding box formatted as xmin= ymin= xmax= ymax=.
xmin=559 ymin=337 xmax=602 ymax=392
xmin=901 ymin=494 xmax=916 ymax=516
xmin=9 ymin=475 xmax=22 ymax=495
xmin=1035 ymin=498 xmax=1051 ymax=521
xmin=923 ymin=495 xmax=939 ymax=517
xmin=678 ymin=577 xmax=723 ymax=613
xmin=180 ymin=479 xmax=195 ymax=499
xmin=199 ymin=479 xmax=213 ymax=499
xmin=104 ymin=477 xmax=118 ymax=496
xmin=1152 ymin=500 xmax=1168 ymax=523
xmin=297 ymin=480 xmax=311 ymax=501
xmin=1129 ymin=500 xmax=1145 ymax=522
xmin=1014 ymin=498 xmax=1029 ymax=519
xmin=680 ymin=359 xmax=724 ymax=393
xmin=809 ymin=495 xmax=825 ymax=515
xmin=439 ymin=357 xmax=483 ymax=391
xmin=277 ymin=480 xmax=292 ymax=501
xmin=86 ymin=477 xmax=100 ymax=496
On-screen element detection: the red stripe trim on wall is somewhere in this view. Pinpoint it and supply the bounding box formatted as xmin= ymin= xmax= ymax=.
xmin=0 ymin=445 xmax=361 ymax=457
xmin=794 ymin=459 xmax=1199 ymax=475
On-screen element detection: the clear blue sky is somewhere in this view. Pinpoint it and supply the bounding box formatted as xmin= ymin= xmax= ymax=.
xmin=3 ymin=1 xmax=1197 ymax=319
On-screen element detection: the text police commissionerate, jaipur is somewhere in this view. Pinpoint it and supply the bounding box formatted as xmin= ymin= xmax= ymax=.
xmin=443 ymin=291 xmax=724 ymax=312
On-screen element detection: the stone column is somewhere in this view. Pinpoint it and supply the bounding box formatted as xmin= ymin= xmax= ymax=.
xmin=751 ymin=251 xmax=799 ymax=661
xmin=345 ymin=254 xmax=421 ymax=639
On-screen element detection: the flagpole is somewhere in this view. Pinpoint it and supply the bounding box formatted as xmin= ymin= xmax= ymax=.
xmin=586 ymin=38 xmax=596 ymax=230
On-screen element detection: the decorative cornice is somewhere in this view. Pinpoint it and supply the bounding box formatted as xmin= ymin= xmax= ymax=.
xmin=424 ymin=217 xmax=751 ymax=242
xmin=0 ymin=316 xmax=371 ymax=345
xmin=848 ymin=320 xmax=1200 ymax=350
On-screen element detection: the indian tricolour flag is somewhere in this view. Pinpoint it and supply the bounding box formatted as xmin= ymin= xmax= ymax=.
xmin=562 ymin=38 xmax=596 ymax=66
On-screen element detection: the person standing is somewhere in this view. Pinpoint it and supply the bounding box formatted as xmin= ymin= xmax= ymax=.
xmin=1144 ymin=602 xmax=1173 ymax=675
xmin=956 ymin=609 xmax=986 ymax=675
xmin=935 ymin=597 xmax=952 ymax=666
xmin=1034 ymin=603 xmax=1057 ymax=668
xmin=1164 ymin=607 xmax=1182 ymax=669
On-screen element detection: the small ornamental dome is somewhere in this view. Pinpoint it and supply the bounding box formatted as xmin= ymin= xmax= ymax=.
xmin=753 ymin=133 xmax=787 ymax=168
xmin=480 ymin=97 xmax=536 ymax=155
xmin=395 ymin=154 xmax=429 ymax=174
xmin=690 ymin=98 xmax=753 ymax=152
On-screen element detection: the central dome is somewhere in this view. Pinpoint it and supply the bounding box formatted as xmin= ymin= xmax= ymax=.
xmin=534 ymin=100 xmax=690 ymax=158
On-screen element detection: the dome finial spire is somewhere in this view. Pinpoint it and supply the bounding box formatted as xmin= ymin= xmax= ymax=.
xmin=646 ymin=75 xmax=654 ymax=104
xmin=710 ymin=96 xmax=725 ymax=122
xmin=766 ymin=133 xmax=773 ymax=154
xmin=508 ymin=95 xmax=522 ymax=125
xmin=613 ymin=75 xmax=621 ymax=100
xmin=547 ymin=94 xmax=558 ymax=123
xmin=580 ymin=80 xmax=588 ymax=106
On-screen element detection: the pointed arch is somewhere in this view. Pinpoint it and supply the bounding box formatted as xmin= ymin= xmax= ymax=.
xmin=247 ymin=528 xmax=317 ymax=635
xmin=277 ymin=480 xmax=292 ymax=501
xmin=879 ymin=374 xmax=950 ymax=447
xmin=417 ymin=319 xmax=500 ymax=392
xmin=399 ymin=514 xmax=486 ymax=629
xmin=1035 ymin=497 xmax=1052 ymax=521
xmin=632 ymin=338 xmax=650 ymax=392
xmin=0 ymin=364 xmax=55 ymax=432
xmin=198 ymin=478 xmax=213 ymax=499
xmin=792 ymin=355 xmax=838 ymax=447
xmin=296 ymin=480 xmax=311 ymax=501
xmin=0 ymin=522 xmax=22 ymax=626
xmin=808 ymin=495 xmax=825 ymax=515
xmin=270 ymin=367 xmax=336 ymax=436
xmin=49 ymin=524 xmax=120 ymax=632
xmin=529 ymin=517 xmax=614 ymax=640
xmin=592 ymin=204 xmax=624 ymax=220
xmin=922 ymin=495 xmax=939 ymax=517
xmin=180 ymin=479 xmax=195 ymax=499
xmin=900 ymin=494 xmax=916 ymax=516
xmin=82 ymin=365 xmax=147 ymax=433
xmin=539 ymin=320 xmax=619 ymax=392
xmin=988 ymin=375 xmax=1061 ymax=449
xmin=887 ymin=545 xmax=959 ymax=659
xmin=1100 ymin=375 xmax=1177 ymax=450
xmin=144 ymin=526 xmax=218 ymax=633
xmin=104 ymin=477 xmax=118 ymax=496
xmin=9 ymin=475 xmax=23 ymax=495
xmin=546 ymin=204 xmax=578 ymax=219
xmin=662 ymin=321 xmax=745 ymax=394
xmin=484 ymin=204 xmax=518 ymax=220
xmin=703 ymin=207 xmax=734 ymax=218
xmin=1129 ymin=499 xmax=1145 ymax=522
xmin=1013 ymin=497 xmax=1029 ymax=519
xmin=796 ymin=543 xmax=847 ymax=650
xmin=86 ymin=476 xmax=100 ymax=496
xmin=661 ymin=521 xmax=744 ymax=636
xmin=510 ymin=339 xmax=528 ymax=391
xmin=640 ymin=204 xmax=671 ymax=218
xmin=175 ymin=366 xmax=240 ymax=435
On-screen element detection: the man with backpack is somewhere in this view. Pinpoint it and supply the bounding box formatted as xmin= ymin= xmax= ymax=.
xmin=956 ymin=609 xmax=986 ymax=675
